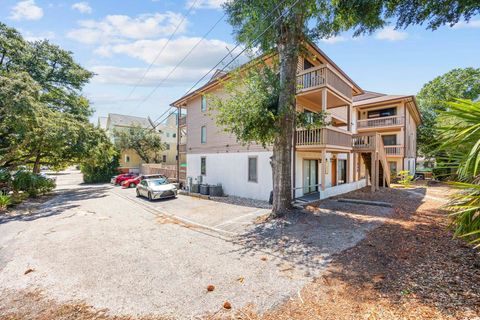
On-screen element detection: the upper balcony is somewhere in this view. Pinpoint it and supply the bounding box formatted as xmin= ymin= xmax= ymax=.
xmin=296 ymin=127 xmax=352 ymax=151
xmin=357 ymin=115 xmax=404 ymax=131
xmin=178 ymin=115 xmax=186 ymax=127
xmin=296 ymin=65 xmax=353 ymax=101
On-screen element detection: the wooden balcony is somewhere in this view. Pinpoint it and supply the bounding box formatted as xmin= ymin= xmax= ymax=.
xmin=296 ymin=65 xmax=353 ymax=100
xmin=384 ymin=145 xmax=403 ymax=157
xmin=296 ymin=127 xmax=352 ymax=149
xmin=357 ymin=115 xmax=404 ymax=130
xmin=352 ymin=133 xmax=377 ymax=151
xmin=178 ymin=116 xmax=186 ymax=127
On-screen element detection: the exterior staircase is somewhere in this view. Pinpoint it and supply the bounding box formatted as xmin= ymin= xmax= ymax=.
xmin=353 ymin=133 xmax=390 ymax=191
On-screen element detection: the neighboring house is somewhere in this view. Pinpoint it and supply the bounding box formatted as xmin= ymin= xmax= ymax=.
xmin=171 ymin=41 xmax=421 ymax=201
xmin=155 ymin=112 xmax=179 ymax=165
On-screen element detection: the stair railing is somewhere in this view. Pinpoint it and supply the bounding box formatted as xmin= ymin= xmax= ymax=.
xmin=375 ymin=133 xmax=391 ymax=187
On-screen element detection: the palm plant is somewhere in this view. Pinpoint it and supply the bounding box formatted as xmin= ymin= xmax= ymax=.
xmin=436 ymin=99 xmax=480 ymax=247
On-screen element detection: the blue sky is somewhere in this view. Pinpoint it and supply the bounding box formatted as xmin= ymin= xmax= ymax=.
xmin=1 ymin=0 xmax=480 ymax=123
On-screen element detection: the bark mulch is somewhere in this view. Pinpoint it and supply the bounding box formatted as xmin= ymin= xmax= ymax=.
xmin=229 ymin=183 xmax=480 ymax=319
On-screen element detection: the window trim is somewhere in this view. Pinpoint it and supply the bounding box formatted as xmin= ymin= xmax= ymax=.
xmin=248 ymin=156 xmax=258 ymax=183
xmin=201 ymin=125 xmax=207 ymax=144
xmin=200 ymin=156 xmax=206 ymax=175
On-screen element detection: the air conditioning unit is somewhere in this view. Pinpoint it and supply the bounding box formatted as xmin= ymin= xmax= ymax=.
xmin=197 ymin=175 xmax=203 ymax=185
xmin=187 ymin=176 xmax=193 ymax=191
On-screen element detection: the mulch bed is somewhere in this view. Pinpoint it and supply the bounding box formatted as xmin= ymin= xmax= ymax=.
xmin=230 ymin=184 xmax=480 ymax=319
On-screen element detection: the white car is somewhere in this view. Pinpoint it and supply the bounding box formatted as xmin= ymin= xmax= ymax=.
xmin=136 ymin=178 xmax=177 ymax=201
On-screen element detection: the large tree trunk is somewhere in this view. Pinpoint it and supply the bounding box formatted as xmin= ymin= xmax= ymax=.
xmin=32 ymin=152 xmax=41 ymax=174
xmin=271 ymin=22 xmax=301 ymax=217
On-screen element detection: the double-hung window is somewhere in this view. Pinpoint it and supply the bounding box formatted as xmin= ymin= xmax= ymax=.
xmin=201 ymin=126 xmax=207 ymax=144
xmin=248 ymin=156 xmax=258 ymax=182
xmin=200 ymin=157 xmax=206 ymax=175
xmin=201 ymin=96 xmax=207 ymax=112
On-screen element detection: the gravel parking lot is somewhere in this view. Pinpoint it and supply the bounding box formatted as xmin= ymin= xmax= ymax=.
xmin=0 ymin=170 xmax=394 ymax=319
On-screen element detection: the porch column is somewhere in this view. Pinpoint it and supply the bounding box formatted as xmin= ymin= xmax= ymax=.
xmin=371 ymin=152 xmax=375 ymax=192
xmin=347 ymin=103 xmax=352 ymax=132
xmin=321 ymin=149 xmax=326 ymax=191
xmin=322 ymin=88 xmax=327 ymax=112
xmin=375 ymin=152 xmax=380 ymax=191
xmin=346 ymin=152 xmax=351 ymax=183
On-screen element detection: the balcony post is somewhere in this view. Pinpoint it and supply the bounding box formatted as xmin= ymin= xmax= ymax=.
xmin=322 ymin=88 xmax=327 ymax=112
xmin=321 ymin=149 xmax=326 ymax=191
xmin=346 ymin=152 xmax=351 ymax=183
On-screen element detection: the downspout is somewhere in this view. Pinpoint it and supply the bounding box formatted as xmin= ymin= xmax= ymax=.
xmin=176 ymin=106 xmax=181 ymax=185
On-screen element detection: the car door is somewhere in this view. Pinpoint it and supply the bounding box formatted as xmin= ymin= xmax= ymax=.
xmin=139 ymin=180 xmax=148 ymax=196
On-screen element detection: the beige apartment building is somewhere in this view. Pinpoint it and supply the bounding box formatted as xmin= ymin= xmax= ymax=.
xmin=98 ymin=113 xmax=178 ymax=173
xmin=172 ymin=41 xmax=421 ymax=201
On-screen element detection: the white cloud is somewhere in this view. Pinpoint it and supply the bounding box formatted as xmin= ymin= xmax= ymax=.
xmin=453 ymin=19 xmax=480 ymax=29
xmin=72 ymin=2 xmax=92 ymax=14
xmin=375 ymin=27 xmax=408 ymax=41
xmin=23 ymin=30 xmax=56 ymax=42
xmin=186 ymin=0 xmax=225 ymax=9
xmin=103 ymin=37 xmax=240 ymax=68
xmin=320 ymin=36 xmax=347 ymax=44
xmin=10 ymin=0 xmax=44 ymax=21
xmin=67 ymin=12 xmax=186 ymax=45
xmin=91 ymin=65 xmax=211 ymax=87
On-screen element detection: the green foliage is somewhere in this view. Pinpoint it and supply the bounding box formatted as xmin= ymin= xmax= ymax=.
xmin=397 ymin=170 xmax=413 ymax=187
xmin=81 ymin=134 xmax=119 ymax=183
xmin=114 ymin=125 xmax=166 ymax=163
xmin=435 ymin=99 xmax=480 ymax=248
xmin=0 ymin=22 xmax=96 ymax=172
xmin=12 ymin=171 xmax=56 ymax=198
xmin=417 ymin=68 xmax=480 ymax=157
xmin=0 ymin=195 xmax=11 ymax=210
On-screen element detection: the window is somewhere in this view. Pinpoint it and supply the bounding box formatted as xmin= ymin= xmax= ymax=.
xmin=162 ymin=155 xmax=167 ymax=162
xmin=304 ymin=110 xmax=315 ymax=124
xmin=201 ymin=95 xmax=207 ymax=112
xmin=338 ymin=159 xmax=347 ymax=184
xmin=382 ymin=134 xmax=397 ymax=146
xmin=303 ymin=58 xmax=314 ymax=70
xmin=125 ymin=155 xmax=130 ymax=163
xmin=389 ymin=161 xmax=397 ymax=174
xmin=200 ymin=157 xmax=206 ymax=175
xmin=166 ymin=144 xmax=170 ymax=150
xmin=248 ymin=156 xmax=258 ymax=182
xmin=367 ymin=107 xmax=396 ymax=119
xmin=201 ymin=126 xmax=207 ymax=144
xmin=172 ymin=133 xmax=176 ymax=138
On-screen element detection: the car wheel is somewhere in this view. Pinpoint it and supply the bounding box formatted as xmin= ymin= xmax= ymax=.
xmin=148 ymin=192 xmax=152 ymax=201
xmin=136 ymin=189 xmax=140 ymax=197
xmin=130 ymin=183 xmax=135 ymax=188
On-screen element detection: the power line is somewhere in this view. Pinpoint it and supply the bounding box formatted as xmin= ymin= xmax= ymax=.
xmin=136 ymin=12 xmax=227 ymax=112
xmin=122 ymin=0 xmax=200 ymax=103
xmin=181 ymin=0 xmax=297 ymax=98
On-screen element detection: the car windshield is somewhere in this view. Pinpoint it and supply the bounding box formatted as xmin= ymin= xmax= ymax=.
xmin=148 ymin=178 xmax=168 ymax=186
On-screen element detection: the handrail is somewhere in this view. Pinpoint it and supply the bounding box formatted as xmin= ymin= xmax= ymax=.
xmin=357 ymin=115 xmax=404 ymax=128
xmin=375 ymin=134 xmax=391 ymax=187
xmin=384 ymin=145 xmax=403 ymax=156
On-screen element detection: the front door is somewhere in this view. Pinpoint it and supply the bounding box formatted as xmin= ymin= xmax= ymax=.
xmin=303 ymin=159 xmax=318 ymax=194
xmin=331 ymin=159 xmax=337 ymax=186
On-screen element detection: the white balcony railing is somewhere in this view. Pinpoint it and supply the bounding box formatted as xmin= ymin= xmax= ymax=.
xmin=384 ymin=145 xmax=403 ymax=156
xmin=357 ymin=115 xmax=404 ymax=129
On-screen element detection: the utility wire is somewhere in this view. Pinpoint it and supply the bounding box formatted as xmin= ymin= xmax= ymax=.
xmin=122 ymin=0 xmax=201 ymax=103
xmin=181 ymin=0 xmax=298 ymax=98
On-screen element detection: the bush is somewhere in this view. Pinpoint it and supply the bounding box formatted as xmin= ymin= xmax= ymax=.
xmin=12 ymin=170 xmax=56 ymax=197
xmin=397 ymin=170 xmax=414 ymax=187
xmin=81 ymin=155 xmax=119 ymax=183
xmin=0 ymin=195 xmax=11 ymax=210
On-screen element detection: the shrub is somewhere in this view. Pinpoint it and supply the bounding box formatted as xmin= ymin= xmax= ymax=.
xmin=397 ymin=170 xmax=414 ymax=187
xmin=81 ymin=155 xmax=119 ymax=183
xmin=0 ymin=195 xmax=11 ymax=210
xmin=12 ymin=170 xmax=55 ymax=197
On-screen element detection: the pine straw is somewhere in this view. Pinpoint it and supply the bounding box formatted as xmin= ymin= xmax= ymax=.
xmin=212 ymin=183 xmax=480 ymax=320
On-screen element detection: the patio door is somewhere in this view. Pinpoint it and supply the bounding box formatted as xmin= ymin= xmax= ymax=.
xmin=303 ymin=159 xmax=318 ymax=194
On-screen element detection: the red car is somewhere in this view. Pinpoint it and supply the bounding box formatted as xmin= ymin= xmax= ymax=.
xmin=114 ymin=173 xmax=138 ymax=185
xmin=121 ymin=174 xmax=166 ymax=188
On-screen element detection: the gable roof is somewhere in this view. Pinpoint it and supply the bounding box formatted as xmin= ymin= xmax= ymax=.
xmin=171 ymin=40 xmax=362 ymax=107
xmin=107 ymin=113 xmax=153 ymax=129
xmin=353 ymin=90 xmax=386 ymax=103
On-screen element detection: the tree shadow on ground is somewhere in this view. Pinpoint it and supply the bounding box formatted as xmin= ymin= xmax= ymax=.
xmin=231 ymin=185 xmax=479 ymax=319
xmin=0 ymin=186 xmax=110 ymax=225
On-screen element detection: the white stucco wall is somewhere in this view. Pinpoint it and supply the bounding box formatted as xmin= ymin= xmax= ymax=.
xmin=404 ymin=158 xmax=416 ymax=175
xmin=187 ymin=151 xmax=273 ymax=201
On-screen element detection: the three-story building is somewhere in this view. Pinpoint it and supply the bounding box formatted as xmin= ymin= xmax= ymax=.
xmin=172 ymin=41 xmax=421 ymax=201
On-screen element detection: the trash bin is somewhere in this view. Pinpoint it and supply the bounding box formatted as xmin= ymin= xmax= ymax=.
xmin=191 ymin=183 xmax=200 ymax=193
xmin=199 ymin=184 xmax=210 ymax=195
xmin=209 ymin=184 xmax=223 ymax=196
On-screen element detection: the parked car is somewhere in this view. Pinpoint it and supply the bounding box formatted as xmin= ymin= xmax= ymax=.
xmin=113 ymin=173 xmax=137 ymax=185
xmin=136 ymin=177 xmax=177 ymax=200
xmin=121 ymin=174 xmax=167 ymax=188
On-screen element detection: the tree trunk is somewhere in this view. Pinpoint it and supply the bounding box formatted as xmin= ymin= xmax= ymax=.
xmin=33 ymin=152 xmax=41 ymax=174
xmin=271 ymin=23 xmax=301 ymax=217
